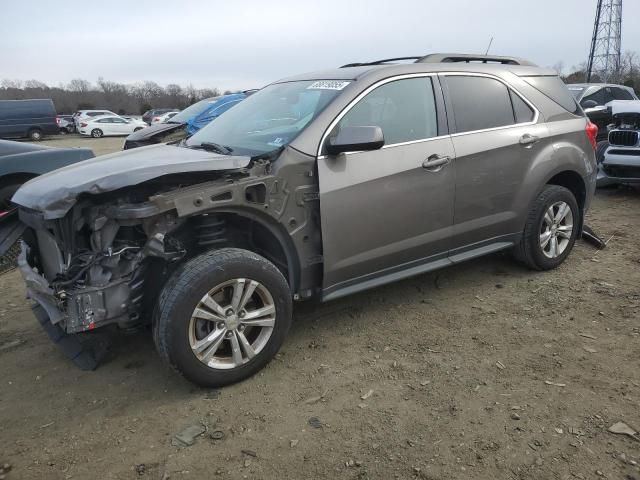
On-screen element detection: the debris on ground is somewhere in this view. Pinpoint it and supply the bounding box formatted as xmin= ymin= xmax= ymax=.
xmin=209 ymin=430 xmax=225 ymax=441
xmin=583 ymin=346 xmax=598 ymax=353
xmin=135 ymin=464 xmax=146 ymax=476
xmin=241 ymin=449 xmax=257 ymax=457
xmin=579 ymin=333 xmax=597 ymax=340
xmin=308 ymin=417 xmax=323 ymax=429
xmin=360 ymin=389 xmax=374 ymax=400
xmin=303 ymin=389 xmax=328 ymax=405
xmin=511 ymin=413 xmax=521 ymax=420
xmin=608 ymin=422 xmax=640 ymax=442
xmin=171 ymin=424 xmax=206 ymax=447
xmin=544 ymin=380 xmax=566 ymax=387
xmin=290 ymin=439 xmax=299 ymax=448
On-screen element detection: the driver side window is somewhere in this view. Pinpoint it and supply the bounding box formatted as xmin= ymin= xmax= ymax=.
xmin=332 ymin=77 xmax=438 ymax=146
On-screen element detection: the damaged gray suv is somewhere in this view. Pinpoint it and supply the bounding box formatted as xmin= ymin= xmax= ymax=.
xmin=3 ymin=54 xmax=598 ymax=386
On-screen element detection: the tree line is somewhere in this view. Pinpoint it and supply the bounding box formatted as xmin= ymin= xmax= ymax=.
xmin=0 ymin=78 xmax=237 ymax=115
xmin=552 ymin=51 xmax=640 ymax=89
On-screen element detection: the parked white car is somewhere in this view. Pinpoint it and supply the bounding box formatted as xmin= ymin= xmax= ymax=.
xmin=74 ymin=110 xmax=119 ymax=128
xmin=151 ymin=111 xmax=180 ymax=124
xmin=78 ymin=115 xmax=146 ymax=138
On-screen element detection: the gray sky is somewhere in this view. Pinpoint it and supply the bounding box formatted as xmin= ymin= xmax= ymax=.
xmin=2 ymin=0 xmax=639 ymax=91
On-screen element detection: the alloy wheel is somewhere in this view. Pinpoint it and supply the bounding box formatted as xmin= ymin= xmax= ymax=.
xmin=188 ymin=278 xmax=276 ymax=370
xmin=539 ymin=201 xmax=573 ymax=259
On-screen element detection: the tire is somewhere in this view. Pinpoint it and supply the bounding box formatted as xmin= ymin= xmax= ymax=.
xmin=595 ymin=140 xmax=609 ymax=164
xmin=59 ymin=128 xmax=68 ymax=135
xmin=91 ymin=128 xmax=103 ymax=138
xmin=154 ymin=248 xmax=292 ymax=387
xmin=28 ymin=128 xmax=43 ymax=141
xmin=513 ymin=185 xmax=580 ymax=271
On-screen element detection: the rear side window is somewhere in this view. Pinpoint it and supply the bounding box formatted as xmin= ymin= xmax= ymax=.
xmin=611 ymin=87 xmax=634 ymax=100
xmin=446 ymin=76 xmax=515 ymax=133
xmin=510 ymin=91 xmax=535 ymax=123
xmin=522 ymin=76 xmax=580 ymax=114
xmin=335 ymin=77 xmax=438 ymax=145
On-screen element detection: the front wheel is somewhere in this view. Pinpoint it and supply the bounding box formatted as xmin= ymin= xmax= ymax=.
xmin=154 ymin=248 xmax=292 ymax=387
xmin=513 ymin=185 xmax=580 ymax=270
xmin=91 ymin=128 xmax=103 ymax=138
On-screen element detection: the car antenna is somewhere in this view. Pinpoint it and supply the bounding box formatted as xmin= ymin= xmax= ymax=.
xmin=484 ymin=36 xmax=494 ymax=55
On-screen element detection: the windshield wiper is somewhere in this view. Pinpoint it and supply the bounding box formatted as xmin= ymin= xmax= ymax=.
xmin=195 ymin=142 xmax=234 ymax=155
xmin=251 ymin=145 xmax=285 ymax=161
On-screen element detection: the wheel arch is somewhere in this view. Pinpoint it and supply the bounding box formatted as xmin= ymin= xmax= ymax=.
xmin=543 ymin=169 xmax=587 ymax=232
xmin=185 ymin=207 xmax=302 ymax=294
xmin=0 ymin=172 xmax=38 ymax=190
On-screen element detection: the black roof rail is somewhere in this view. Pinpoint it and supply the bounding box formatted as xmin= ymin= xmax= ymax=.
xmin=340 ymin=57 xmax=423 ymax=68
xmin=341 ymin=53 xmax=537 ymax=68
xmin=416 ymin=53 xmax=536 ymax=66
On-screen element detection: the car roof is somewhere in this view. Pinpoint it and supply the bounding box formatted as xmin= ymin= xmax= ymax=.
xmin=275 ymin=62 xmax=555 ymax=85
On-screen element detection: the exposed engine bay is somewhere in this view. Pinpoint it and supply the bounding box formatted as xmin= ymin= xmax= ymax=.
xmin=12 ymin=146 xmax=322 ymax=334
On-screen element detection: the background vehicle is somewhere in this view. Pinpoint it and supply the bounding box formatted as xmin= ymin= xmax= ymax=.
xmin=74 ymin=110 xmax=118 ymax=129
xmin=4 ymin=54 xmax=596 ymax=387
xmin=185 ymin=93 xmax=247 ymax=135
xmin=0 ymin=99 xmax=59 ymax=141
xmin=596 ymin=100 xmax=640 ymax=187
xmin=124 ymin=93 xmax=254 ymax=149
xmin=151 ymin=110 xmax=180 ymax=124
xmin=142 ymin=108 xmax=178 ymax=125
xmin=568 ymin=83 xmax=638 ymax=141
xmin=78 ymin=115 xmax=146 ymax=137
xmin=56 ymin=115 xmax=75 ymax=134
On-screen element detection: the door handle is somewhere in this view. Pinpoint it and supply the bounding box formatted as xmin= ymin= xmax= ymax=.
xmin=519 ymin=134 xmax=539 ymax=146
xmin=422 ymin=154 xmax=451 ymax=171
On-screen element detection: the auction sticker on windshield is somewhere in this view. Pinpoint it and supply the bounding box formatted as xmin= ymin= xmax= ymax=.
xmin=307 ymin=81 xmax=351 ymax=90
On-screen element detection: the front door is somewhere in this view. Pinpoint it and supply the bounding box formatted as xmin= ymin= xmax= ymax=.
xmin=317 ymin=76 xmax=456 ymax=300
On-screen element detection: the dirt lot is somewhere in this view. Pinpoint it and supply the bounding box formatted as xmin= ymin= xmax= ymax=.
xmin=1 ymin=137 xmax=639 ymax=480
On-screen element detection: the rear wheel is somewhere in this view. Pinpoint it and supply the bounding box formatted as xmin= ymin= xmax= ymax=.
xmin=91 ymin=128 xmax=103 ymax=138
xmin=28 ymin=128 xmax=43 ymax=141
xmin=513 ymin=185 xmax=580 ymax=270
xmin=154 ymin=248 xmax=292 ymax=387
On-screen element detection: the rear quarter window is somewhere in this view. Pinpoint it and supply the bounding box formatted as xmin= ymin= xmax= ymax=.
xmin=522 ymin=76 xmax=580 ymax=114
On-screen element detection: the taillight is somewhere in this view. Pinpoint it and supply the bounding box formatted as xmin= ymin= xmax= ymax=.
xmin=80 ymin=122 xmax=87 ymax=127
xmin=585 ymin=121 xmax=598 ymax=150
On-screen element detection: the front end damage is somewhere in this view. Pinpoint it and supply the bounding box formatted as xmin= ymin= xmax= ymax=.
xmin=10 ymin=146 xmax=322 ymax=336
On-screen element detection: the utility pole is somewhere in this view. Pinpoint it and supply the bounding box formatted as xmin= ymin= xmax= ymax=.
xmin=586 ymin=0 xmax=623 ymax=83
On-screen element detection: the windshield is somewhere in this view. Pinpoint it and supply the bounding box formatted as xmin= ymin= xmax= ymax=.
xmin=170 ymin=98 xmax=219 ymax=124
xmin=185 ymin=81 xmax=345 ymax=156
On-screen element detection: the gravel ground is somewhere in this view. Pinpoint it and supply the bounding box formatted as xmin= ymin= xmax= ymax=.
xmin=0 ymin=137 xmax=638 ymax=480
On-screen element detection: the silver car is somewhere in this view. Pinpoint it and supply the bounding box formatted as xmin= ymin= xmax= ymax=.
xmin=3 ymin=53 xmax=597 ymax=387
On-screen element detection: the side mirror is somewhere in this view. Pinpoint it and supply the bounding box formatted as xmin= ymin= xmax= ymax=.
xmin=581 ymin=99 xmax=599 ymax=109
xmin=326 ymin=126 xmax=384 ymax=156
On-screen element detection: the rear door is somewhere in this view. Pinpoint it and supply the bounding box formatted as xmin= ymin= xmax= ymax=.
xmin=442 ymin=74 xmax=548 ymax=255
xmin=317 ymin=75 xmax=456 ymax=299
